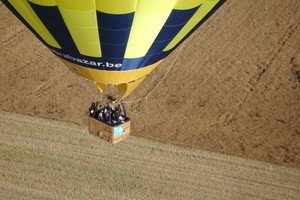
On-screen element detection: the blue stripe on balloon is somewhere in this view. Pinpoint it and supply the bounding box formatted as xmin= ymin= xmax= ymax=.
xmin=99 ymin=29 xmax=131 ymax=44
xmin=97 ymin=12 xmax=134 ymax=30
xmin=100 ymin=43 xmax=128 ymax=58
xmin=122 ymin=57 xmax=146 ymax=71
xmin=146 ymin=6 xmax=199 ymax=58
xmin=28 ymin=2 xmax=80 ymax=55
xmin=47 ymin=46 xmax=166 ymax=71
xmin=145 ymin=0 xmax=227 ymax=69
xmin=155 ymin=25 xmax=186 ymax=42
xmin=165 ymin=6 xmax=200 ymax=27
xmin=170 ymin=0 xmax=226 ymax=52
xmin=97 ymin=11 xmax=134 ymax=58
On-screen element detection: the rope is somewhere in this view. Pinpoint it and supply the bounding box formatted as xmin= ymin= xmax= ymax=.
xmin=122 ymin=41 xmax=186 ymax=104
xmin=83 ymin=79 xmax=99 ymax=100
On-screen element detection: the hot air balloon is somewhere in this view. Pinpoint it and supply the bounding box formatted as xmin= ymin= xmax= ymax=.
xmin=1 ymin=0 xmax=225 ymax=142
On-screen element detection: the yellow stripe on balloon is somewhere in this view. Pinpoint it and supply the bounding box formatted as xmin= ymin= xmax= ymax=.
xmin=174 ymin=0 xmax=204 ymax=10
xmin=28 ymin=0 xmax=57 ymax=6
xmin=8 ymin=0 xmax=60 ymax=48
xmin=164 ymin=0 xmax=219 ymax=51
xmin=62 ymin=60 xmax=162 ymax=85
xmin=56 ymin=0 xmax=101 ymax=57
xmin=124 ymin=0 xmax=177 ymax=58
xmin=56 ymin=0 xmax=95 ymax=10
xmin=95 ymin=0 xmax=138 ymax=14
xmin=62 ymin=59 xmax=162 ymax=99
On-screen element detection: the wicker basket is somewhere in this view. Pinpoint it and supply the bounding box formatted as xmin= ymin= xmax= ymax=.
xmin=88 ymin=117 xmax=130 ymax=144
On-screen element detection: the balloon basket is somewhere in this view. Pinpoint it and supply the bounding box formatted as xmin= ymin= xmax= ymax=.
xmin=88 ymin=116 xmax=130 ymax=144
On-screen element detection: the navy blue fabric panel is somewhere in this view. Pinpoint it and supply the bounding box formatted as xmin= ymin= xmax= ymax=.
xmin=99 ymin=29 xmax=130 ymax=44
xmin=170 ymin=0 xmax=226 ymax=52
xmin=146 ymin=0 xmax=227 ymax=68
xmin=101 ymin=43 xmax=127 ymax=58
xmin=29 ymin=2 xmax=79 ymax=54
xmin=147 ymin=41 xmax=172 ymax=55
xmin=48 ymin=46 xmax=168 ymax=71
xmin=140 ymin=54 xmax=160 ymax=67
xmin=97 ymin=12 xmax=134 ymax=29
xmin=155 ymin=25 xmax=184 ymax=42
xmin=123 ymin=51 xmax=170 ymax=70
xmin=29 ymin=4 xmax=62 ymax=23
xmin=97 ymin=11 xmax=134 ymax=58
xmin=155 ymin=51 xmax=170 ymax=61
xmin=48 ymin=47 xmax=148 ymax=71
xmin=139 ymin=51 xmax=170 ymax=70
xmin=165 ymin=6 xmax=200 ymax=26
xmin=45 ymin=23 xmax=72 ymax=39
xmin=146 ymin=7 xmax=199 ymax=56
xmin=121 ymin=57 xmax=146 ymax=71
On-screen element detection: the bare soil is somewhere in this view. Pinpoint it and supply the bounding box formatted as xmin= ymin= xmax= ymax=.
xmin=0 ymin=0 xmax=299 ymax=168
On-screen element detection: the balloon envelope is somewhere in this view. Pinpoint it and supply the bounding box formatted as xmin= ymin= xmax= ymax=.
xmin=1 ymin=0 xmax=225 ymax=98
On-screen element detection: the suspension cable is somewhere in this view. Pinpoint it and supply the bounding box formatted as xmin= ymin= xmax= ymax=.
xmin=122 ymin=41 xmax=186 ymax=104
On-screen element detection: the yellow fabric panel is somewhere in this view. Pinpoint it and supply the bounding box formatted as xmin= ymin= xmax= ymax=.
xmin=96 ymin=82 xmax=106 ymax=93
xmin=174 ymin=0 xmax=204 ymax=10
xmin=57 ymin=7 xmax=96 ymax=27
xmin=116 ymin=83 xmax=128 ymax=97
xmin=28 ymin=0 xmax=57 ymax=6
xmin=164 ymin=0 xmax=219 ymax=51
xmin=124 ymin=0 xmax=177 ymax=58
xmin=56 ymin=0 xmax=95 ymax=10
xmin=8 ymin=0 xmax=60 ymax=48
xmin=94 ymin=61 xmax=162 ymax=84
xmin=57 ymin=3 xmax=101 ymax=57
xmin=68 ymin=27 xmax=98 ymax=42
xmin=121 ymin=77 xmax=146 ymax=98
xmin=191 ymin=1 xmax=220 ymax=25
xmin=61 ymin=59 xmax=95 ymax=80
xmin=62 ymin=60 xmax=162 ymax=85
xmin=96 ymin=0 xmax=138 ymax=14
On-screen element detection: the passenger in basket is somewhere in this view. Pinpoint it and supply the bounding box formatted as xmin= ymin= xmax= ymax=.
xmin=89 ymin=102 xmax=96 ymax=117
xmin=115 ymin=106 xmax=124 ymax=124
xmin=107 ymin=95 xmax=117 ymax=125
xmin=98 ymin=110 xmax=104 ymax=121
xmin=102 ymin=106 xmax=109 ymax=123
xmin=94 ymin=101 xmax=100 ymax=117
